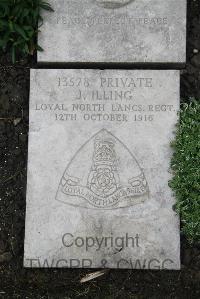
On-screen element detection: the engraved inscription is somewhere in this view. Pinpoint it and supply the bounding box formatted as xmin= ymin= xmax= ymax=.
xmin=56 ymin=14 xmax=168 ymax=28
xmin=56 ymin=129 xmax=149 ymax=209
xmin=34 ymin=75 xmax=176 ymax=124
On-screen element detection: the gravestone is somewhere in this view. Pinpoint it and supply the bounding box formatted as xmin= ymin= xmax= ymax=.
xmin=37 ymin=0 xmax=186 ymax=64
xmin=24 ymin=69 xmax=180 ymax=269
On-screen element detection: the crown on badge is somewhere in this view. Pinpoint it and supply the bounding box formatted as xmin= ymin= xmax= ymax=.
xmin=93 ymin=138 xmax=116 ymax=166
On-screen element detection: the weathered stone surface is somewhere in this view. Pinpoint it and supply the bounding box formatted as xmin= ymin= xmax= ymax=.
xmin=24 ymin=69 xmax=180 ymax=269
xmin=38 ymin=0 xmax=186 ymax=64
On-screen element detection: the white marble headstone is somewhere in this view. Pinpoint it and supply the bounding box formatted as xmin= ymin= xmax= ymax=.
xmin=38 ymin=0 xmax=186 ymax=64
xmin=24 ymin=69 xmax=180 ymax=269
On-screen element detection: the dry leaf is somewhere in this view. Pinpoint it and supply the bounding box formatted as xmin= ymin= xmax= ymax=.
xmin=80 ymin=270 xmax=108 ymax=283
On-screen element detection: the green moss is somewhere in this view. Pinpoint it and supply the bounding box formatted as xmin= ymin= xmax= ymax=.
xmin=0 ymin=0 xmax=53 ymax=63
xmin=169 ymin=99 xmax=200 ymax=243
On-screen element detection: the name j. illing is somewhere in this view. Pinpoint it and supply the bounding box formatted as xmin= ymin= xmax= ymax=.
xmin=75 ymin=89 xmax=135 ymax=101
xmin=62 ymin=233 xmax=140 ymax=251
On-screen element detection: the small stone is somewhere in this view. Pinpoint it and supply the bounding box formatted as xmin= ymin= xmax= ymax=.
xmin=13 ymin=118 xmax=21 ymax=126
xmin=193 ymin=49 xmax=199 ymax=54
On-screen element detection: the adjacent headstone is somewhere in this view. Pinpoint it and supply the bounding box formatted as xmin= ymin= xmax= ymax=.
xmin=38 ymin=0 xmax=186 ymax=64
xmin=24 ymin=69 xmax=180 ymax=269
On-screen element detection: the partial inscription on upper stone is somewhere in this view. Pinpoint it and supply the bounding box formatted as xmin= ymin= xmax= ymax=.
xmin=24 ymin=69 xmax=180 ymax=269
xmin=38 ymin=0 xmax=186 ymax=64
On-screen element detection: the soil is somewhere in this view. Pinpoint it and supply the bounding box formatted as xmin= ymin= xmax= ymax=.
xmin=0 ymin=0 xmax=200 ymax=298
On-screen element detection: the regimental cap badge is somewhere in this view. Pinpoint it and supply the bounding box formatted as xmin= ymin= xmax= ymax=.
xmin=56 ymin=129 xmax=149 ymax=209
